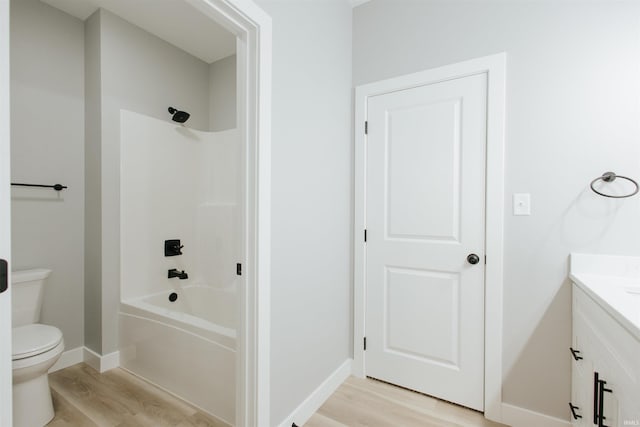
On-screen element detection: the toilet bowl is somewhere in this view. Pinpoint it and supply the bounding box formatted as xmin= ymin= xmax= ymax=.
xmin=11 ymin=269 xmax=65 ymax=427
xmin=12 ymin=324 xmax=64 ymax=427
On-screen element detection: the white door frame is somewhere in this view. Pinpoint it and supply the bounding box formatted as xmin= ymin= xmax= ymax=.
xmin=186 ymin=1 xmax=272 ymax=425
xmin=0 ymin=0 xmax=13 ymax=424
xmin=353 ymin=53 xmax=506 ymax=423
xmin=1 ymin=0 xmax=272 ymax=425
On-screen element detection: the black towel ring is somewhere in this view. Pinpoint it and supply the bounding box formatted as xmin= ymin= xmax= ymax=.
xmin=590 ymin=172 xmax=639 ymax=198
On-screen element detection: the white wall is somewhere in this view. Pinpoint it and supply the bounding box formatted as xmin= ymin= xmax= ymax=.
xmin=120 ymin=110 xmax=240 ymax=301
xmin=209 ymin=55 xmax=237 ymax=131
xmin=252 ymin=1 xmax=353 ymax=425
xmin=10 ymin=0 xmax=85 ymax=349
xmin=85 ymin=9 xmax=213 ymax=354
xmin=353 ymin=0 xmax=640 ymax=420
xmin=84 ymin=10 xmax=102 ymax=353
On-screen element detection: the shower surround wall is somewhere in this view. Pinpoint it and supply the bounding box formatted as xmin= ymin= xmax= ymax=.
xmin=120 ymin=110 xmax=240 ymax=299
xmin=209 ymin=55 xmax=237 ymax=131
xmin=119 ymin=110 xmax=239 ymax=422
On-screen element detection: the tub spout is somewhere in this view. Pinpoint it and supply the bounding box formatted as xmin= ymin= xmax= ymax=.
xmin=168 ymin=269 xmax=188 ymax=280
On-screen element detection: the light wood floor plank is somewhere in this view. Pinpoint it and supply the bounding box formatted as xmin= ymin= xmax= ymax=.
xmin=307 ymin=377 xmax=508 ymax=427
xmin=48 ymin=365 xmax=505 ymax=427
xmin=175 ymin=412 xmax=233 ymax=427
xmin=49 ymin=364 xmax=133 ymax=426
xmin=107 ymin=368 xmax=199 ymax=416
xmin=47 ymin=389 xmax=99 ymax=427
xmin=316 ymin=384 xmax=463 ymax=427
xmin=305 ymin=412 xmax=349 ymax=427
xmin=48 ymin=363 xmax=229 ymax=427
xmin=345 ymin=376 xmax=439 ymax=413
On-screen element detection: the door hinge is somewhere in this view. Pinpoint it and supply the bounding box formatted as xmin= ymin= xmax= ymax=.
xmin=365 ymin=121 xmax=368 ymax=135
xmin=569 ymin=402 xmax=582 ymax=420
xmin=236 ymin=263 xmax=242 ymax=276
xmin=364 ymin=337 xmax=367 ymax=351
xmin=364 ymin=229 xmax=367 ymax=242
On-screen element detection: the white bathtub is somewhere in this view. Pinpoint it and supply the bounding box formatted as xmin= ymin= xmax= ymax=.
xmin=119 ymin=285 xmax=236 ymax=424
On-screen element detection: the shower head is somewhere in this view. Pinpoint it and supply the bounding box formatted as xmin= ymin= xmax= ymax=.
xmin=168 ymin=107 xmax=190 ymax=123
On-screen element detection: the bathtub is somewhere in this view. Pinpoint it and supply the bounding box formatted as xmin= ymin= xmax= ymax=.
xmin=119 ymin=285 xmax=236 ymax=424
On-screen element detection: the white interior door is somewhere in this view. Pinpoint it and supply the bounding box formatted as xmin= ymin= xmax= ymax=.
xmin=365 ymin=72 xmax=487 ymax=411
xmin=0 ymin=0 xmax=12 ymax=424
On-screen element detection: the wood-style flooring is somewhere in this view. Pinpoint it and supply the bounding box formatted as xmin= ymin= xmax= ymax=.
xmin=306 ymin=376 xmax=508 ymax=427
xmin=47 ymin=363 xmax=230 ymax=427
xmin=48 ymin=364 xmax=507 ymax=427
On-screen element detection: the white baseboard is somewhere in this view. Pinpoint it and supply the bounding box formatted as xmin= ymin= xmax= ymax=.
xmin=49 ymin=346 xmax=84 ymax=373
xmin=83 ymin=347 xmax=120 ymax=373
xmin=278 ymin=359 xmax=352 ymax=427
xmin=48 ymin=346 xmax=121 ymax=374
xmin=83 ymin=347 xmax=101 ymax=372
xmin=501 ymin=403 xmax=570 ymax=427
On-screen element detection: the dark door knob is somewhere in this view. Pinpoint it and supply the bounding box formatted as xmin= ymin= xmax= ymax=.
xmin=467 ymin=254 xmax=480 ymax=265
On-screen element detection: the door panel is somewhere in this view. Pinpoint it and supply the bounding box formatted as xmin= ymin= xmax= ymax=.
xmin=387 ymin=98 xmax=461 ymax=241
xmin=385 ymin=267 xmax=460 ymax=366
xmin=365 ymin=73 xmax=487 ymax=411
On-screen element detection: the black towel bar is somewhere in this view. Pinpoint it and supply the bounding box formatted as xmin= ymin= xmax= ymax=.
xmin=11 ymin=183 xmax=67 ymax=191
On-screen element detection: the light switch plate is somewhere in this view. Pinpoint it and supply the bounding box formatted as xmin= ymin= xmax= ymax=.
xmin=513 ymin=193 xmax=531 ymax=216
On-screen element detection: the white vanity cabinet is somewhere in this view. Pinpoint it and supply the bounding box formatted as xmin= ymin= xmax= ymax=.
xmin=571 ymin=284 xmax=640 ymax=427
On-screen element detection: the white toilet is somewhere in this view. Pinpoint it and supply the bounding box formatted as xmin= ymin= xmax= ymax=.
xmin=12 ymin=269 xmax=64 ymax=427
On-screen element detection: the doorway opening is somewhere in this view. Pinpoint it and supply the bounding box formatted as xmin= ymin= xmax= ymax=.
xmin=6 ymin=0 xmax=271 ymax=424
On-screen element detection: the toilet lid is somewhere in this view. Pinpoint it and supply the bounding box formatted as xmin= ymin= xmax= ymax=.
xmin=12 ymin=324 xmax=63 ymax=360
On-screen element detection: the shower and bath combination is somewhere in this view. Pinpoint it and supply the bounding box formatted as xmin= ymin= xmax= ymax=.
xmin=120 ymin=110 xmax=240 ymax=422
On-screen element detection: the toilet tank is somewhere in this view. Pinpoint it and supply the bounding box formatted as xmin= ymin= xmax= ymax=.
xmin=11 ymin=269 xmax=52 ymax=327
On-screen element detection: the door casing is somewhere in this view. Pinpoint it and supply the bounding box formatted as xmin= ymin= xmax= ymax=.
xmin=0 ymin=0 xmax=12 ymax=424
xmin=353 ymin=53 xmax=506 ymax=423
xmin=165 ymin=2 xmax=274 ymax=424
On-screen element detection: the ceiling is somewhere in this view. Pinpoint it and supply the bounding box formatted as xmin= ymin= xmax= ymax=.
xmin=41 ymin=0 xmax=236 ymax=64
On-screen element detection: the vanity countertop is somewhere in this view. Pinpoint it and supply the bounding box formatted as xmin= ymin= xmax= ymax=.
xmin=570 ymin=253 xmax=640 ymax=342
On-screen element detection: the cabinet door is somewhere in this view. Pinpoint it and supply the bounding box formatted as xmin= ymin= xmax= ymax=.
xmin=571 ymin=357 xmax=592 ymax=426
xmin=598 ymin=358 xmax=638 ymax=427
xmin=572 ymin=292 xmax=594 ymax=425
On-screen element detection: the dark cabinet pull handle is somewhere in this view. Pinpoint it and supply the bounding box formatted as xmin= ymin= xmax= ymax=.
xmin=594 ymin=371 xmax=600 ymax=425
xmin=568 ymin=402 xmax=582 ymax=420
xmin=570 ymin=347 xmax=583 ymax=361
xmin=598 ymin=378 xmax=612 ymax=427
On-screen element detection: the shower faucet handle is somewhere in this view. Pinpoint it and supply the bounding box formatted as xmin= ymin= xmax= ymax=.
xmin=165 ymin=239 xmax=184 ymax=256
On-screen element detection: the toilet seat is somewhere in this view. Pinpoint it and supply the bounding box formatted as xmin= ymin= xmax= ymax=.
xmin=12 ymin=324 xmax=63 ymax=361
